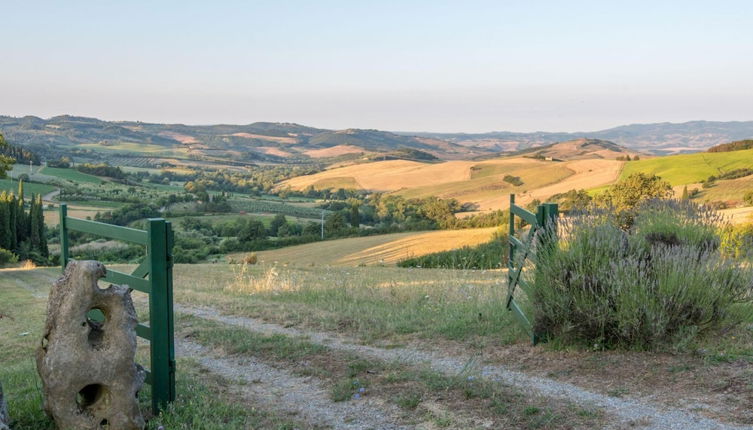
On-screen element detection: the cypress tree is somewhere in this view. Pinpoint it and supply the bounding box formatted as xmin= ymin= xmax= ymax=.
xmin=0 ymin=193 xmax=11 ymax=250
xmin=350 ymin=204 xmax=360 ymax=227
xmin=681 ymin=185 xmax=689 ymax=200
xmin=8 ymin=193 xmax=17 ymax=251
xmin=29 ymin=193 xmax=40 ymax=250
xmin=37 ymin=195 xmax=48 ymax=257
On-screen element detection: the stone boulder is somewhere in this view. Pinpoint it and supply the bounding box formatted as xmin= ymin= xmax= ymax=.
xmin=36 ymin=260 xmax=146 ymax=430
xmin=0 ymin=381 xmax=9 ymax=430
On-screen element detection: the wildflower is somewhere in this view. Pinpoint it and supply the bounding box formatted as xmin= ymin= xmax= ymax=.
xmin=352 ymin=393 xmax=361 ymax=400
xmin=358 ymin=387 xmax=366 ymax=393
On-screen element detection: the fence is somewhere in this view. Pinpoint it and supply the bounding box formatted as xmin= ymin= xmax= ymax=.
xmin=507 ymin=195 xmax=558 ymax=344
xmin=59 ymin=203 xmax=176 ymax=412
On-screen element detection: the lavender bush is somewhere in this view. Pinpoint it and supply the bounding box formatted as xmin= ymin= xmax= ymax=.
xmin=532 ymin=200 xmax=753 ymax=350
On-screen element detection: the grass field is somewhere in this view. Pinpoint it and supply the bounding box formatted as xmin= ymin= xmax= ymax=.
xmin=38 ymin=166 xmax=104 ymax=184
xmin=695 ymin=175 xmax=753 ymax=204
xmin=719 ymin=206 xmax=753 ymax=224
xmin=78 ymin=141 xmax=182 ymax=155
xmin=167 ymin=213 xmax=313 ymax=230
xmin=0 ymin=179 xmax=56 ymax=196
xmin=620 ymin=148 xmax=753 ymax=185
xmin=235 ymin=227 xmax=499 ymax=266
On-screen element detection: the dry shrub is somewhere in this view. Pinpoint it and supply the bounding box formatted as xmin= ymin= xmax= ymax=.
xmin=225 ymin=264 xmax=299 ymax=294
xmin=243 ymin=253 xmax=258 ymax=265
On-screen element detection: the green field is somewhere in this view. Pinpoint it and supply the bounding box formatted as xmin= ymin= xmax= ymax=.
xmin=620 ymin=149 xmax=753 ymax=185
xmin=167 ymin=213 xmax=313 ymax=230
xmin=0 ymin=179 xmax=56 ymax=196
xmin=230 ymin=199 xmax=325 ymax=219
xmin=39 ymin=166 xmax=104 ymax=184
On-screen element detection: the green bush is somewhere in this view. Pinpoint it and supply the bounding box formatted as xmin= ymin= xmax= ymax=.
xmin=0 ymin=248 xmax=18 ymax=265
xmin=721 ymin=222 xmax=753 ymax=260
xmin=744 ymin=190 xmax=753 ymax=206
xmin=532 ymin=200 xmax=752 ymax=350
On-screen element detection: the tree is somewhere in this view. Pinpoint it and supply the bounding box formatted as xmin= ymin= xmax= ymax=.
xmin=238 ymin=219 xmax=266 ymax=242
xmin=681 ymin=185 xmax=689 ymax=200
xmin=350 ymin=204 xmax=360 ymax=228
xmin=549 ymin=189 xmax=592 ymax=213
xmin=596 ymin=173 xmax=673 ymax=212
xmin=0 ymin=133 xmax=14 ymax=179
xmin=324 ymin=212 xmax=347 ymax=235
xmin=269 ymin=214 xmax=287 ymax=236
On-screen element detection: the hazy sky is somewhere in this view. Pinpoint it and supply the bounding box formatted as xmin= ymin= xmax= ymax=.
xmin=2 ymin=1 xmax=752 ymax=132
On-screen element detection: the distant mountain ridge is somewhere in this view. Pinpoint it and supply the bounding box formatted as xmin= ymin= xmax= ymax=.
xmin=404 ymin=120 xmax=753 ymax=154
xmin=1 ymin=116 xmax=751 ymax=166
xmin=0 ymin=115 xmax=485 ymax=163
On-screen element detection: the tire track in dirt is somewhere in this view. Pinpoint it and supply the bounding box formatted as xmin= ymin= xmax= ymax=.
xmin=175 ymin=303 xmax=751 ymax=430
xmin=177 ymin=340 xmax=410 ymax=430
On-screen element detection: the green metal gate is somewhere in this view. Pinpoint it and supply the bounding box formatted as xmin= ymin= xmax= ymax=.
xmin=59 ymin=203 xmax=176 ymax=413
xmin=507 ymin=194 xmax=558 ymax=345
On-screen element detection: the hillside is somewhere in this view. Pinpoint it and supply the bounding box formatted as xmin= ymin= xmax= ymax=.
xmin=511 ymin=138 xmax=640 ymax=160
xmin=707 ymin=139 xmax=753 ymax=153
xmin=409 ymin=120 xmax=753 ymax=154
xmin=0 ymin=116 xmax=486 ymax=166
xmin=279 ymin=155 xmax=624 ymax=211
xmin=619 ymin=148 xmax=753 ymax=185
xmin=237 ymin=227 xmax=499 ymax=266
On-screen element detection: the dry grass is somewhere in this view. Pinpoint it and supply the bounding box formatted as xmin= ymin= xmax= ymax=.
xmin=719 ymin=206 xmax=753 ymax=224
xmin=43 ymin=204 xmax=103 ymax=227
xmin=280 ymin=156 xmax=625 ymax=212
xmin=157 ymin=131 xmax=199 ymax=144
xmin=233 ymin=227 xmax=498 ymax=267
xmin=528 ymin=138 xmax=641 ymax=161
xmin=280 ymin=159 xmax=474 ymax=191
xmin=256 ymin=146 xmax=293 ymax=157
xmin=303 ymin=145 xmax=366 ymax=158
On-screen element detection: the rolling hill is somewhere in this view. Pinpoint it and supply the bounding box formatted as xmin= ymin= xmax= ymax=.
xmin=236 ymin=227 xmax=499 ymax=266
xmin=3 ymin=116 xmax=753 ymax=170
xmin=619 ymin=148 xmax=753 ymax=185
xmin=0 ymin=115 xmax=487 ymax=165
xmin=409 ymin=120 xmax=753 ymax=154
xmin=510 ymin=138 xmax=641 ymax=160
xmin=279 ymin=146 xmax=626 ymax=211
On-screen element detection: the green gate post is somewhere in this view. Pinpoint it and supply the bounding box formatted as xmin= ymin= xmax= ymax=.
xmin=147 ymin=219 xmax=176 ymax=412
xmin=507 ymin=194 xmax=516 ymax=303
xmin=507 ymin=195 xmax=559 ymax=345
xmin=58 ymin=207 xmax=176 ymax=412
xmin=59 ymin=203 xmax=69 ymax=270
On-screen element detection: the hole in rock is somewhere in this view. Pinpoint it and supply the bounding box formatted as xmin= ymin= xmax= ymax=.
xmin=76 ymin=384 xmax=110 ymax=414
xmin=86 ymin=307 xmax=107 ymax=349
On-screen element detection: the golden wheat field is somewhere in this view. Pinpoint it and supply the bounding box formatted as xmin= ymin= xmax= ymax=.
xmin=232 ymin=227 xmax=499 ymax=266
xmin=280 ymin=156 xmax=626 ymax=212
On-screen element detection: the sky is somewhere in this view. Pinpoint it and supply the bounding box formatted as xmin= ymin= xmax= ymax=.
xmin=2 ymin=1 xmax=752 ymax=132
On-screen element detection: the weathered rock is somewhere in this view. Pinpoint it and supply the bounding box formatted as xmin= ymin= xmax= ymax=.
xmin=0 ymin=381 xmax=9 ymax=430
xmin=36 ymin=260 xmax=146 ymax=430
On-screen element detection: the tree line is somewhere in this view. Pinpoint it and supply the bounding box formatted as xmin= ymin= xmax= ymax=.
xmin=0 ymin=181 xmax=49 ymax=264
